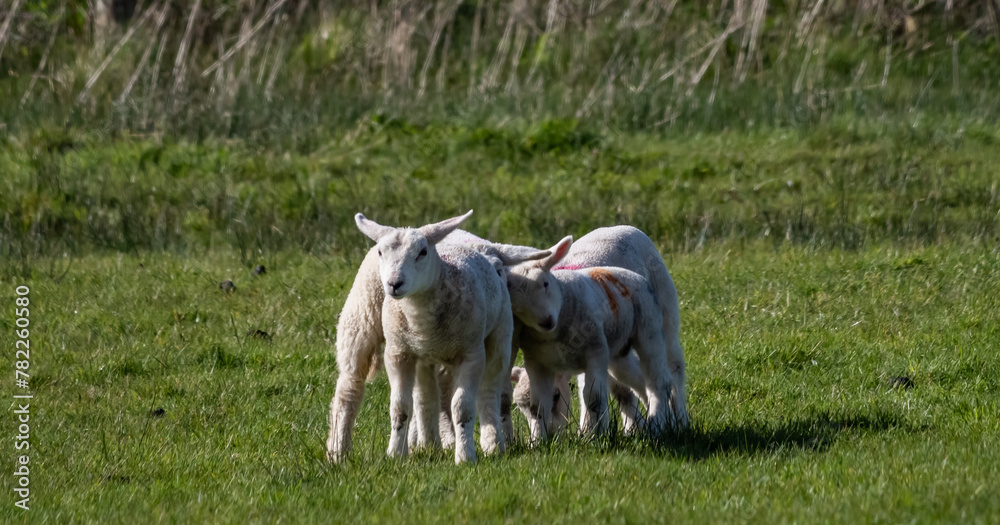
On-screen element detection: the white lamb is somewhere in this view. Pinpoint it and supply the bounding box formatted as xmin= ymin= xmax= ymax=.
xmin=326 ymin=225 xmax=545 ymax=463
xmin=506 ymin=226 xmax=689 ymax=441
xmin=339 ymin=210 xmax=543 ymax=464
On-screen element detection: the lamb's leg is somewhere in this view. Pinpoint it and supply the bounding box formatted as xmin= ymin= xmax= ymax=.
xmin=480 ymin=320 xmax=512 ymax=455
xmin=576 ymin=372 xmax=587 ymax=434
xmin=450 ymin=355 xmax=485 ymax=464
xmin=500 ymin=379 xmax=514 ymax=444
xmin=385 ymin=353 xmax=417 ymax=459
xmin=609 ymin=352 xmax=649 ymax=433
xmin=407 ymin=401 xmax=419 ymax=450
xmin=609 ymin=379 xmax=644 ymax=435
xmin=407 ymin=370 xmax=423 ymax=450
xmin=609 ymin=352 xmax=649 ymax=408
xmin=658 ymin=275 xmax=689 ymax=429
xmin=413 ymin=360 xmax=442 ymax=450
xmin=327 ymin=372 xmax=366 ymax=463
xmin=579 ymin=353 xmax=611 ymax=437
xmin=326 ymin=247 xmax=384 ymax=463
xmin=476 ymin=384 xmax=505 ymax=456
xmin=550 ymin=372 xmax=572 ymax=435
xmin=633 ymin=326 xmax=677 ymax=435
xmin=524 ymin=361 xmax=556 ymax=445
xmin=502 ymin=322 xmax=522 ymax=443
xmin=437 ymin=366 xmax=456 ymax=450
xmin=666 ymin=330 xmax=689 ymax=429
xmin=327 ymin=334 xmax=382 ymax=463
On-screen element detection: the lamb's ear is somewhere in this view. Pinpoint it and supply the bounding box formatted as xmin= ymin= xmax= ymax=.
xmin=491 ymin=244 xmax=551 ymax=266
xmin=355 ymin=213 xmax=396 ymax=242
xmin=420 ymin=210 xmax=474 ymax=245
xmin=539 ymin=236 xmax=573 ymax=271
xmin=467 ymin=242 xmax=552 ymax=266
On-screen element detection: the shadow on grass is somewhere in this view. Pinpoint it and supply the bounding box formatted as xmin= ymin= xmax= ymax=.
xmin=308 ymin=409 xmax=923 ymax=469
xmin=640 ymin=409 xmax=920 ymax=460
xmin=497 ymin=408 xmax=923 ymax=461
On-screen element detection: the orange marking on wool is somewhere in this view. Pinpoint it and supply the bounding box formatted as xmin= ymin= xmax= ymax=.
xmin=588 ymin=268 xmax=631 ymax=317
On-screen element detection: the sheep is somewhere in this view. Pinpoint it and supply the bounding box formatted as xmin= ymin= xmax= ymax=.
xmin=336 ymin=210 xmax=551 ymax=464
xmin=552 ymin=226 xmax=688 ymax=427
xmin=506 ymin=229 xmax=687 ymax=442
xmin=326 ymin=227 xmax=547 ymax=463
xmin=507 ymin=226 xmax=689 ymax=438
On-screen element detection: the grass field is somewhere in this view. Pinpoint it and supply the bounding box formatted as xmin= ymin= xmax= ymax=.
xmin=1 ymin=239 xmax=999 ymax=522
xmin=2 ymin=120 xmax=999 ymax=522
xmin=2 ymin=0 xmax=1000 ymax=522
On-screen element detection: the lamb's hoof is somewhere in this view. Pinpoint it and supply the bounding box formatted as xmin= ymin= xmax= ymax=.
xmin=454 ymin=453 xmax=477 ymax=465
xmin=454 ymin=444 xmax=478 ymax=464
xmin=386 ymin=446 xmax=408 ymax=459
xmin=481 ymin=439 xmax=505 ymax=457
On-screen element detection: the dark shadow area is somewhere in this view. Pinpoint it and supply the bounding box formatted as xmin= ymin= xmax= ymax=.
xmin=497 ymin=408 xmax=925 ymax=461
xmin=643 ymin=409 xmax=924 ymax=460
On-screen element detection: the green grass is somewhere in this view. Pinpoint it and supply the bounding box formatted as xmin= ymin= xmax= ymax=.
xmin=1 ymin=233 xmax=999 ymax=522
xmin=3 ymin=114 xmax=999 ymax=262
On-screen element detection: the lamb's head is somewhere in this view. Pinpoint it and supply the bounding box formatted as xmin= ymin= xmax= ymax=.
xmin=355 ymin=210 xmax=473 ymax=299
xmin=506 ymin=236 xmax=573 ymax=332
xmin=510 ymin=366 xmax=572 ymax=429
xmin=510 ymin=366 xmax=533 ymax=420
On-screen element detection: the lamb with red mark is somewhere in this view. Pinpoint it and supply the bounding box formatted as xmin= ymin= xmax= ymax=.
xmin=506 ymin=235 xmax=680 ymax=441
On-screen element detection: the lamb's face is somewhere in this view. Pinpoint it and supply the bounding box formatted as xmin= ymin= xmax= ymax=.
xmin=510 ymin=367 xmax=534 ymax=420
xmin=374 ymin=229 xmax=437 ymax=299
xmin=356 ymin=211 xmax=474 ymax=299
xmin=507 ymin=264 xmax=562 ymax=332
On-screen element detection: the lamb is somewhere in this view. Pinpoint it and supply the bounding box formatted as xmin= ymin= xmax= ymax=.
xmin=510 ymin=367 xmax=573 ymax=434
xmin=510 ymin=366 xmax=646 ymax=436
xmin=508 ymin=226 xmax=689 ymax=437
xmin=326 ymin=224 xmax=546 ymax=463
xmin=506 ymin=227 xmax=688 ymax=442
xmin=334 ymin=210 xmax=545 ymax=464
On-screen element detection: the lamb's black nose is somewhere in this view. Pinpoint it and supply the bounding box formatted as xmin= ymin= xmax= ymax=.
xmin=388 ymin=279 xmax=405 ymax=293
xmin=538 ymin=316 xmax=555 ymax=331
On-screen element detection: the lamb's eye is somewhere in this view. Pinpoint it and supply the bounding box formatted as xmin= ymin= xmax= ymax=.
xmin=416 ymin=248 xmax=427 ymax=260
xmin=377 ymin=250 xmax=382 ymax=257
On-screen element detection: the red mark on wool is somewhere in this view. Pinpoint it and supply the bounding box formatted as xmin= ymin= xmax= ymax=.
xmin=553 ymin=264 xmax=587 ymax=271
xmin=588 ymin=268 xmax=631 ymax=317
